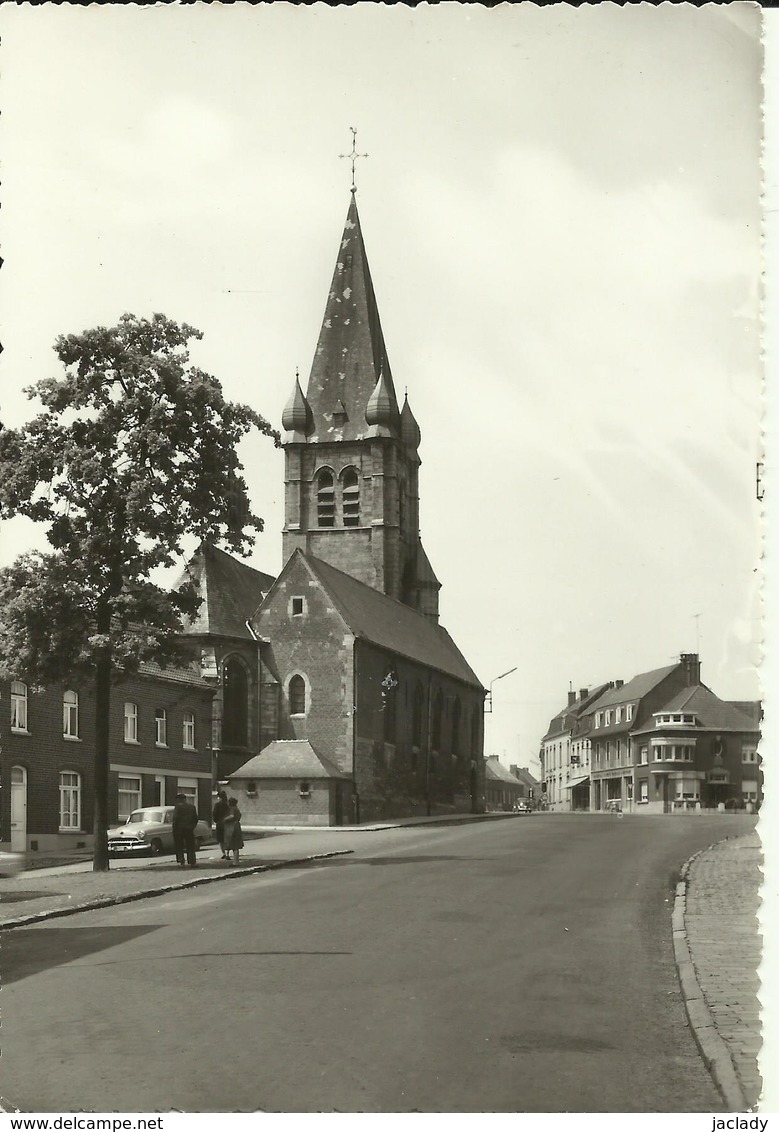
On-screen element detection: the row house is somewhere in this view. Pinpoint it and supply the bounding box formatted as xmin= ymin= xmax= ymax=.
xmin=1 ymin=663 xmax=214 ymax=853
xmin=484 ymin=756 xmax=526 ymax=811
xmin=539 ymin=684 xmax=612 ymax=811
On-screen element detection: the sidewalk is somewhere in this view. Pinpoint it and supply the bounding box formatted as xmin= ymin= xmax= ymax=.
xmin=0 ymin=811 xmax=513 ymax=928
xmin=677 ymin=831 xmax=763 ymax=1111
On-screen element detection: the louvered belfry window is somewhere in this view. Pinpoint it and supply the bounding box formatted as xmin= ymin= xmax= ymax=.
xmin=342 ymin=467 xmax=360 ymax=527
xmin=317 ymin=470 xmax=335 ymax=527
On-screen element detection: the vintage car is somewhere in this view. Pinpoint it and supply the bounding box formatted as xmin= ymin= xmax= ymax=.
xmin=108 ymin=807 xmax=212 ymax=857
xmin=513 ymin=801 xmax=533 ymax=815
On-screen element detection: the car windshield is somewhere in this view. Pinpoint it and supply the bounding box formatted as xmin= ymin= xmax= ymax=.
xmin=126 ymin=810 xmax=165 ymax=825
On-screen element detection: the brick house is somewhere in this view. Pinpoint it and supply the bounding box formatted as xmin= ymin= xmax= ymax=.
xmin=484 ymin=757 xmax=525 ymax=812
xmin=580 ymin=654 xmax=761 ymax=812
xmin=1 ymin=662 xmax=213 ymax=853
xmin=630 ymin=685 xmax=762 ymax=813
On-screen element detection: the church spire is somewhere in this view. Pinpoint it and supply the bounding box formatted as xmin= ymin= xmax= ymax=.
xmin=302 ymin=194 xmax=400 ymax=442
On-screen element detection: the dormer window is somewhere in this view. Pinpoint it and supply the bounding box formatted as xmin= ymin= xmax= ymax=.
xmin=604 ymin=710 xmax=612 ymax=726
xmin=594 ymin=712 xmax=602 ymax=729
xmin=316 ymin=469 xmax=335 ymax=527
xmin=626 ymin=703 xmax=633 ymax=722
xmin=615 ymin=706 xmax=622 ymax=724
xmin=342 ymin=467 xmax=360 ymax=527
xmin=655 ymin=712 xmax=697 ymax=727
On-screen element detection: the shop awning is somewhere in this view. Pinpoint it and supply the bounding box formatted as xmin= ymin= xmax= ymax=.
xmin=563 ymin=775 xmax=591 ymax=790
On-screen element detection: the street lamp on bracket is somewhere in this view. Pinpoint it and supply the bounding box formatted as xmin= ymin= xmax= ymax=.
xmin=484 ymin=667 xmax=517 ymax=714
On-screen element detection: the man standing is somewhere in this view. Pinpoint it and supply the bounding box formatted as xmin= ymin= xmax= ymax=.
xmin=172 ymin=792 xmax=199 ymax=867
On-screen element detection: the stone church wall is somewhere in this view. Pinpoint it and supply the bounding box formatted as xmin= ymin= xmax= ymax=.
xmin=253 ymin=556 xmax=355 ymax=776
xmin=353 ymin=642 xmax=484 ymax=823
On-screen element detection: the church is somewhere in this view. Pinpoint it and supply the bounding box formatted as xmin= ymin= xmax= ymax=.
xmin=0 ymin=188 xmax=485 ymax=849
xmin=178 ymin=190 xmax=486 ymax=825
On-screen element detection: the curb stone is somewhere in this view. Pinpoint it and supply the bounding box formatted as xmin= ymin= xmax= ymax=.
xmin=0 ymin=850 xmax=353 ymax=931
xmin=673 ymin=838 xmax=750 ymax=1112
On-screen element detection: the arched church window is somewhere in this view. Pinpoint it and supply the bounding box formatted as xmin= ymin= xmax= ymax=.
xmin=222 ymin=658 xmax=249 ymax=747
xmin=316 ymin=469 xmax=335 ymax=527
xmin=452 ymin=698 xmax=461 ymax=757
xmin=342 ymin=467 xmax=360 ymax=527
xmin=432 ymin=691 xmax=443 ymax=752
xmin=471 ymin=706 xmax=481 ymax=756
xmin=412 ymin=683 xmax=424 ymax=748
xmin=289 ymin=674 xmax=306 ymax=716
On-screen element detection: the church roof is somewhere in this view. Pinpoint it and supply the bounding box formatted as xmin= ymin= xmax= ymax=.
xmin=302 ymin=194 xmax=401 ymax=443
xmin=174 ymin=542 xmax=276 ymax=641
xmin=228 ymin=740 xmax=348 ymax=780
xmin=285 ymin=551 xmax=482 ymax=689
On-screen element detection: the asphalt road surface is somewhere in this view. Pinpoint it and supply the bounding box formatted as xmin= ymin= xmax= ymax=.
xmin=0 ymin=815 xmax=740 ymax=1113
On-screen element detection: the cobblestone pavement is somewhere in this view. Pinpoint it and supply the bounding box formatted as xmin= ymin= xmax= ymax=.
xmin=684 ymin=832 xmax=763 ymax=1109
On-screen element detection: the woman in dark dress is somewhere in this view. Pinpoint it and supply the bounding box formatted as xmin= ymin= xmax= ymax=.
xmin=223 ymin=797 xmax=244 ymax=867
xmin=212 ymin=790 xmax=229 ymax=859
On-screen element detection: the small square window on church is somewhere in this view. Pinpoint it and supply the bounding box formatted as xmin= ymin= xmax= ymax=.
xmin=291 ymin=596 xmax=305 ymax=617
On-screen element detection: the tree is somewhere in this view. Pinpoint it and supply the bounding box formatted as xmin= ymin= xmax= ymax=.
xmin=0 ymin=313 xmax=279 ymax=870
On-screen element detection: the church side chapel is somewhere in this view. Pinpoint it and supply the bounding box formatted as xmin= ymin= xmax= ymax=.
xmin=209 ymin=181 xmax=485 ymax=825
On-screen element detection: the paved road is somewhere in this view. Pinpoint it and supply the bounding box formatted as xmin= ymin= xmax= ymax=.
xmin=0 ymin=815 xmax=742 ymax=1113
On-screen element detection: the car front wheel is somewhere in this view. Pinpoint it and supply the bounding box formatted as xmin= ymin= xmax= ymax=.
xmin=149 ymin=839 xmax=164 ymax=856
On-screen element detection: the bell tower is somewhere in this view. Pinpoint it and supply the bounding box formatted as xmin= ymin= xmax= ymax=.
xmin=281 ymin=190 xmax=440 ymax=621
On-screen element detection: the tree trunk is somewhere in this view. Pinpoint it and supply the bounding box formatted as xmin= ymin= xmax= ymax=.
xmin=92 ymin=632 xmax=112 ymax=872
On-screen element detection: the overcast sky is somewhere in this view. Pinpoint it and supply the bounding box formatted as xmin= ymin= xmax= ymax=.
xmin=0 ymin=2 xmax=764 ymax=777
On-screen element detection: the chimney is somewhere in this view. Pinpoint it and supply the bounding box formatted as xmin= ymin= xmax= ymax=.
xmin=567 ymin=690 xmax=576 ymax=707
xmin=680 ymin=653 xmax=701 ymax=686
xmin=509 ymin=764 xmax=520 ymax=779
xmin=579 ymin=687 xmax=589 ymax=702
xmin=615 ymin=679 xmax=624 ymax=689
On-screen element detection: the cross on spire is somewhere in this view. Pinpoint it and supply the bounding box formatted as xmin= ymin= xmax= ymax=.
xmin=339 ymin=127 xmax=368 ymax=193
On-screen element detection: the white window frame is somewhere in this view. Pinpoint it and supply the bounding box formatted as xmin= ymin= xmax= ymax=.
xmin=604 ymin=710 xmax=612 ymax=726
xmin=63 ymin=690 xmax=80 ymax=739
xmin=178 ymin=777 xmax=198 ymax=810
xmin=741 ymin=745 xmax=758 ymax=764
xmin=118 ymin=775 xmax=142 ymax=820
xmin=594 ymin=712 xmax=602 ymax=729
xmin=615 ymin=706 xmax=622 ymax=724
xmin=59 ymin=770 xmax=82 ymax=830
xmin=638 ymin=780 xmax=649 ymax=802
xmin=124 ymin=702 xmax=139 ymax=743
xmin=155 ymin=708 xmax=168 ymax=748
xmin=183 ymin=711 xmax=196 ymax=750
xmin=626 ymin=703 xmax=633 ymax=722
xmin=741 ymin=779 xmax=758 ymax=803
xmin=11 ymin=681 xmax=29 ymax=732
xmin=289 ymin=595 xmax=307 ymax=618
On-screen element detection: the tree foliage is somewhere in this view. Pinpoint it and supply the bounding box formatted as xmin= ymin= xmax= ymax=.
xmin=0 ymin=313 xmax=279 ymax=868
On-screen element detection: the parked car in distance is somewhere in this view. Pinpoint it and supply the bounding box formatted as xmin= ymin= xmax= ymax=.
xmin=108 ymin=807 xmax=212 ymax=857
xmin=605 ymin=799 xmax=622 ymax=814
xmin=0 ymin=851 xmax=24 ymax=878
xmin=513 ymin=801 xmax=533 ymax=815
